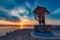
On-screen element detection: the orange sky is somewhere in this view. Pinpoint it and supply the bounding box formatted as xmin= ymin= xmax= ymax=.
xmin=0 ymin=19 xmax=60 ymax=25
xmin=0 ymin=20 xmax=38 ymax=29
xmin=0 ymin=19 xmax=60 ymax=29
xmin=0 ymin=20 xmax=38 ymax=25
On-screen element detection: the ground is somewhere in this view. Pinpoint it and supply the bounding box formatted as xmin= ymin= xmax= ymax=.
xmin=0 ymin=26 xmax=60 ymax=40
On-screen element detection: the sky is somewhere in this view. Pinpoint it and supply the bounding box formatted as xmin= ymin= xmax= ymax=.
xmin=0 ymin=0 xmax=60 ymax=25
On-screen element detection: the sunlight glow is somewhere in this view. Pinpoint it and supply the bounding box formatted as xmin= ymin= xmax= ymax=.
xmin=20 ymin=22 xmax=24 ymax=30
xmin=17 ymin=20 xmax=38 ymax=29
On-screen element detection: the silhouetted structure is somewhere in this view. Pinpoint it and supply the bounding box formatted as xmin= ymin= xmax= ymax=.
xmin=33 ymin=6 xmax=50 ymax=25
xmin=33 ymin=6 xmax=50 ymax=33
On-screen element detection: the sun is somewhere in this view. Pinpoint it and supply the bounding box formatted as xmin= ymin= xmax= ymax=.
xmin=19 ymin=22 xmax=24 ymax=30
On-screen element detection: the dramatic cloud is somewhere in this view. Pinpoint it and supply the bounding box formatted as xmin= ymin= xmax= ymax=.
xmin=0 ymin=7 xmax=19 ymax=22
xmin=0 ymin=7 xmax=9 ymax=13
xmin=52 ymin=8 xmax=60 ymax=14
xmin=0 ymin=0 xmax=60 ymax=25
xmin=10 ymin=7 xmax=30 ymax=21
xmin=25 ymin=2 xmax=31 ymax=8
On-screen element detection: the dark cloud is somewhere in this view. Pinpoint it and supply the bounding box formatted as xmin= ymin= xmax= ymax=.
xmin=0 ymin=0 xmax=60 ymax=22
xmin=0 ymin=10 xmax=19 ymax=22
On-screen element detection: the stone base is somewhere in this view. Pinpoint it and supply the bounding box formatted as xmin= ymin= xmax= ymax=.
xmin=34 ymin=25 xmax=51 ymax=33
xmin=31 ymin=32 xmax=60 ymax=40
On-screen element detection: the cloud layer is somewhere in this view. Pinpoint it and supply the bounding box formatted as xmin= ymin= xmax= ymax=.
xmin=0 ymin=0 xmax=60 ymax=25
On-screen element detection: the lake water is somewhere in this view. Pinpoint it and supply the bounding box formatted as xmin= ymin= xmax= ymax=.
xmin=0 ymin=26 xmax=34 ymax=36
xmin=0 ymin=25 xmax=60 ymax=36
